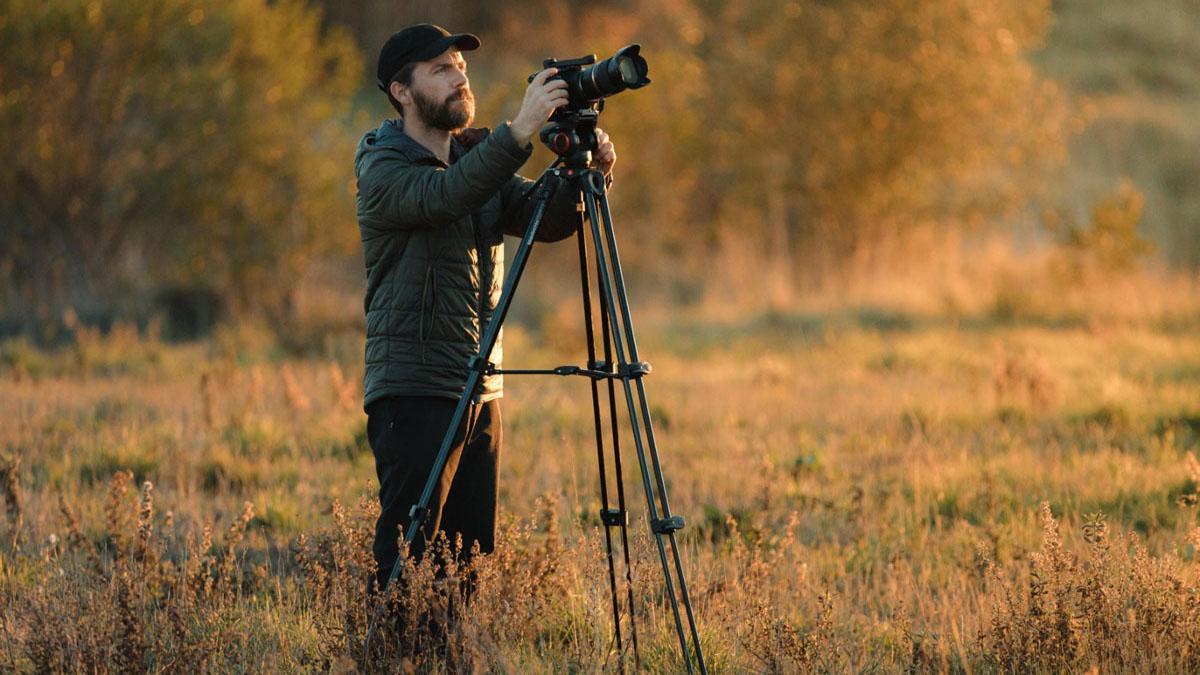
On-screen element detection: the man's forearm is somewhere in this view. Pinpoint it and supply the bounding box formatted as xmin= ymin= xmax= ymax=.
xmin=364 ymin=122 xmax=532 ymax=229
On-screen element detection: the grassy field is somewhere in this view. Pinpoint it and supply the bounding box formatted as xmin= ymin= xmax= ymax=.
xmin=4 ymin=1 xmax=1200 ymax=671
xmin=2 ymin=306 xmax=1199 ymax=672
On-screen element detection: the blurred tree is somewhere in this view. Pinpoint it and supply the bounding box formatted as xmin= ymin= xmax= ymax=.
xmin=0 ymin=0 xmax=360 ymax=331
xmin=1049 ymin=180 xmax=1153 ymax=283
xmin=384 ymin=0 xmax=1075 ymax=287
xmin=665 ymin=0 xmax=1073 ymax=279
xmin=1 ymin=0 xmax=1081 ymax=331
xmin=314 ymin=1 xmax=504 ymax=81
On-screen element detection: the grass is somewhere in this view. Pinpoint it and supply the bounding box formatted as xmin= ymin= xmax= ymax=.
xmin=1 ymin=305 xmax=1199 ymax=671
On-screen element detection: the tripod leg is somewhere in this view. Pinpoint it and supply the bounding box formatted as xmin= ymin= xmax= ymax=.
xmin=592 ymin=224 xmax=642 ymax=667
xmin=593 ymin=187 xmax=709 ymax=674
xmin=365 ymin=175 xmax=558 ymax=658
xmin=581 ymin=184 xmax=707 ymax=674
xmin=575 ymin=223 xmax=630 ymax=670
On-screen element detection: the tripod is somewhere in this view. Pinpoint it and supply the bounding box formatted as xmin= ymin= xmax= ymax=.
xmin=367 ymin=120 xmax=707 ymax=674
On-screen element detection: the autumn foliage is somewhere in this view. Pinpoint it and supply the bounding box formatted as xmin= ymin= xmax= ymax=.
xmin=1 ymin=0 xmax=1076 ymax=330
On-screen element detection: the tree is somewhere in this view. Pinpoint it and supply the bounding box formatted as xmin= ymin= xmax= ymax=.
xmin=0 ymin=0 xmax=360 ymax=329
xmin=661 ymin=0 xmax=1073 ymax=278
xmin=420 ymin=1 xmax=1070 ymax=283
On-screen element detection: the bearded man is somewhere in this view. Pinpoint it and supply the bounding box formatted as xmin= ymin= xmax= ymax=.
xmin=354 ymin=24 xmax=617 ymax=591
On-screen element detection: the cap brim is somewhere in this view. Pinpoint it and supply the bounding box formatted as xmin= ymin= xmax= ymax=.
xmin=412 ymin=33 xmax=481 ymax=62
xmin=449 ymin=33 xmax=481 ymax=51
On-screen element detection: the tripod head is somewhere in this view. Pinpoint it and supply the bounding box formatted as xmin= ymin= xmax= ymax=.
xmin=540 ymin=107 xmax=601 ymax=168
xmin=531 ymin=43 xmax=648 ymax=165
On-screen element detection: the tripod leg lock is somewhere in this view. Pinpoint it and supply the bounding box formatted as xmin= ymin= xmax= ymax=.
xmin=408 ymin=504 xmax=429 ymax=526
xmin=600 ymin=508 xmax=628 ymax=527
xmin=651 ymin=515 xmax=685 ymax=534
xmin=618 ymin=361 xmax=652 ymax=379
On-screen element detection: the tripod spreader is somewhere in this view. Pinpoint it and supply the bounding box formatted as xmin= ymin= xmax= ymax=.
xmin=482 ymin=360 xmax=652 ymax=381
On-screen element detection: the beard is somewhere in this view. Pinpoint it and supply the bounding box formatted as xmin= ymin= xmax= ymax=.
xmin=411 ymin=85 xmax=475 ymax=132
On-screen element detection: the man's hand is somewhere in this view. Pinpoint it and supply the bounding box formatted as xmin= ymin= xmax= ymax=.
xmin=592 ymin=128 xmax=616 ymax=177
xmin=511 ymin=68 xmax=568 ymax=146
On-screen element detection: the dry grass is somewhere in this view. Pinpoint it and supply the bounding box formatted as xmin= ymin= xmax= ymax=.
xmin=1 ymin=298 xmax=1199 ymax=672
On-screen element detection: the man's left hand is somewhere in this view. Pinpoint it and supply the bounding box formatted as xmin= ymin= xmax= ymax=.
xmin=593 ymin=128 xmax=616 ymax=177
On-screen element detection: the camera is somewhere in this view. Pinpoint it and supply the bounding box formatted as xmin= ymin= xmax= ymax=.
xmin=528 ymin=45 xmax=650 ymax=158
xmin=530 ymin=44 xmax=651 ymax=111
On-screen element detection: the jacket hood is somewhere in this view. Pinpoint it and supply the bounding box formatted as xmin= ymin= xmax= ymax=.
xmin=355 ymin=119 xmax=427 ymax=177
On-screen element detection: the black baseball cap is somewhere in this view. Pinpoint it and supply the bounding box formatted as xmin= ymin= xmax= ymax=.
xmin=376 ymin=24 xmax=480 ymax=92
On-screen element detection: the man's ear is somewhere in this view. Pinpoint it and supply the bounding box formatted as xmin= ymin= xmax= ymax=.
xmin=390 ymin=81 xmax=410 ymax=108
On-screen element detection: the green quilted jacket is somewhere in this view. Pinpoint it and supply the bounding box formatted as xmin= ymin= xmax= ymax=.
xmin=354 ymin=119 xmax=578 ymax=410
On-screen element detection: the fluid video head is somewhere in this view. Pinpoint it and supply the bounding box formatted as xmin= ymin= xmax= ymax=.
xmin=528 ymin=45 xmax=650 ymax=159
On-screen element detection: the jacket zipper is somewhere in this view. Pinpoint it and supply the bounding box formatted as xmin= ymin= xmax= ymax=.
xmin=471 ymin=214 xmax=488 ymax=391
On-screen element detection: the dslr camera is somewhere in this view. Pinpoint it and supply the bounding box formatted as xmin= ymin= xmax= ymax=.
xmin=528 ymin=45 xmax=650 ymax=157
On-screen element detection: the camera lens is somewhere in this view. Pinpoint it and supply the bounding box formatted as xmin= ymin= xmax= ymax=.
xmin=572 ymin=45 xmax=650 ymax=103
xmin=617 ymin=56 xmax=639 ymax=84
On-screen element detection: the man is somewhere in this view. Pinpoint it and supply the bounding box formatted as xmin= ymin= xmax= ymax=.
xmin=354 ymin=24 xmax=617 ymax=592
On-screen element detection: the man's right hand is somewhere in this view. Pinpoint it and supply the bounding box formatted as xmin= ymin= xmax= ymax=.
xmin=511 ymin=68 xmax=568 ymax=146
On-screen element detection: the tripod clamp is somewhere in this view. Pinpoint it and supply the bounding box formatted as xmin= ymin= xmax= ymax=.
xmin=652 ymin=515 xmax=686 ymax=534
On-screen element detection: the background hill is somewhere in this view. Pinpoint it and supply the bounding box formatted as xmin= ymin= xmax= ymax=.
xmin=1035 ymin=0 xmax=1200 ymax=268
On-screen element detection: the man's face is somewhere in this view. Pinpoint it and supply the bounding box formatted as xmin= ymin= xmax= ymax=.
xmin=405 ymin=49 xmax=474 ymax=131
